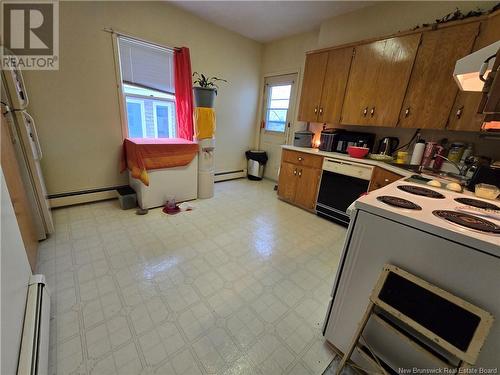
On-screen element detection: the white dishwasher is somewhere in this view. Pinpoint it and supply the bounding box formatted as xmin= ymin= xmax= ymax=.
xmin=316 ymin=158 xmax=373 ymax=226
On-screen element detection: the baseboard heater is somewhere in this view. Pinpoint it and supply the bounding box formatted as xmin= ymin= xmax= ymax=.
xmin=48 ymin=185 xmax=127 ymax=208
xmin=17 ymin=275 xmax=50 ymax=375
xmin=214 ymin=169 xmax=246 ymax=182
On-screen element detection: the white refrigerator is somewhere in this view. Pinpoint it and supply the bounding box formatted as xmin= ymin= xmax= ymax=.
xmin=1 ymin=62 xmax=54 ymax=239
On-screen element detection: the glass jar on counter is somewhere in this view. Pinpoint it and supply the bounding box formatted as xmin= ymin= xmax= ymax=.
xmin=447 ymin=142 xmax=466 ymax=163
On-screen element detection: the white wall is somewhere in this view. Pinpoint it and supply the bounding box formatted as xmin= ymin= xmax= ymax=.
xmin=259 ymin=1 xmax=500 ymax=161
xmin=21 ymin=1 xmax=262 ymax=195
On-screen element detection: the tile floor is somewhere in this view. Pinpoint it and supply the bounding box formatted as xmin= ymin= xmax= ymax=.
xmin=37 ymin=179 xmax=347 ymax=375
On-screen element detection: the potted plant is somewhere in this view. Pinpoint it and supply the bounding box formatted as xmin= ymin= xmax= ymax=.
xmin=192 ymin=72 xmax=227 ymax=108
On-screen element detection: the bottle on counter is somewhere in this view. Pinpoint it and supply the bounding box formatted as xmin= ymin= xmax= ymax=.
xmin=410 ymin=139 xmax=425 ymax=165
xmin=447 ymin=142 xmax=466 ymax=163
xmin=432 ymin=145 xmax=447 ymax=170
xmin=460 ymin=144 xmax=473 ymax=163
xmin=421 ymin=141 xmax=437 ymax=167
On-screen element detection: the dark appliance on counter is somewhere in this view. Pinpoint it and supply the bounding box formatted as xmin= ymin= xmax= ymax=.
xmin=316 ymin=157 xmax=374 ymax=226
xmin=319 ymin=128 xmax=345 ymax=152
xmin=377 ymin=137 xmax=399 ymax=156
xmin=293 ymin=130 xmax=314 ymax=148
xmin=467 ymin=164 xmax=500 ymax=191
xmin=332 ymin=131 xmax=375 ymax=154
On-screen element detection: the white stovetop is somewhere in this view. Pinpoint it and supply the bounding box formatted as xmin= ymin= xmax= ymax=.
xmin=354 ymin=180 xmax=500 ymax=258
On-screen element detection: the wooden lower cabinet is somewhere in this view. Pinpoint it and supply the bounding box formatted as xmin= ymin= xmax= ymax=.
xmin=368 ymin=167 xmax=403 ymax=192
xmin=277 ymin=162 xmax=298 ymax=202
xmin=278 ymin=150 xmax=322 ymax=211
xmin=294 ymin=166 xmax=322 ymax=210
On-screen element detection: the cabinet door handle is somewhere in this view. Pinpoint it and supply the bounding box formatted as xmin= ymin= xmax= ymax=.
xmin=363 ymin=107 xmax=368 ymax=117
xmin=370 ymin=107 xmax=375 ymax=117
xmin=298 ymin=157 xmax=303 ymax=161
xmin=314 ymin=106 xmax=318 ymax=114
xmin=456 ymin=105 xmax=464 ymax=119
xmin=298 ymin=169 xmax=302 ymax=177
xmin=384 ymin=178 xmax=390 ymax=182
xmin=293 ymin=169 xmax=297 ymax=175
xmin=319 ymin=107 xmax=323 ymax=116
xmin=404 ymin=107 xmax=410 ymax=117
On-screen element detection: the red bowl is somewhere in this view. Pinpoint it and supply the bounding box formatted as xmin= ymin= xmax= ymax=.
xmin=347 ymin=146 xmax=369 ymax=159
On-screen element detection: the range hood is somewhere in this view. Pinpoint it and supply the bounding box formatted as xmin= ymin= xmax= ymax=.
xmin=454 ymin=41 xmax=500 ymax=92
xmin=454 ymin=41 xmax=500 ymax=130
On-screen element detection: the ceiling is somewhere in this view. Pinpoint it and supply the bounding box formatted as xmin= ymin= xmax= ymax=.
xmin=170 ymin=1 xmax=371 ymax=42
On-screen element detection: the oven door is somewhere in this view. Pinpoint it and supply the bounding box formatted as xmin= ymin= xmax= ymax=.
xmin=316 ymin=163 xmax=372 ymax=225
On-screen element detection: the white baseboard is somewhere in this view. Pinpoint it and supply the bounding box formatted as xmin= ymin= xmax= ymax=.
xmin=50 ymin=170 xmax=248 ymax=208
xmin=214 ymin=169 xmax=247 ymax=182
xmin=49 ymin=190 xmax=117 ymax=208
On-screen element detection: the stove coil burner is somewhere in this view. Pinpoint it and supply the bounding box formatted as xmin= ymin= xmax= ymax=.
xmin=377 ymin=196 xmax=422 ymax=210
xmin=397 ymin=185 xmax=446 ymax=199
xmin=433 ymin=210 xmax=500 ymax=235
xmin=454 ymin=197 xmax=499 ymax=211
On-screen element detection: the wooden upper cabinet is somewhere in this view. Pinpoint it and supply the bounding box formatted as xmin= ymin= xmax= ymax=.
xmin=298 ymin=52 xmax=328 ymax=122
xmin=318 ymin=48 xmax=354 ymax=124
xmin=447 ymin=13 xmax=500 ymax=131
xmin=341 ymin=33 xmax=421 ymax=127
xmin=399 ymin=22 xmax=480 ymax=130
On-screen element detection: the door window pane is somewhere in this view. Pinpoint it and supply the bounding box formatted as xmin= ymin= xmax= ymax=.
xmin=265 ymin=84 xmax=292 ymax=132
xmin=126 ymin=99 xmax=144 ymax=138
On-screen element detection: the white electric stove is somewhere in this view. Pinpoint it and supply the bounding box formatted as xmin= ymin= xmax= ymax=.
xmin=354 ymin=180 xmax=500 ymax=257
xmin=323 ymin=179 xmax=500 ymax=370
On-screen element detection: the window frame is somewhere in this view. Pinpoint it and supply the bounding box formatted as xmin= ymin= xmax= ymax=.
xmin=263 ymin=82 xmax=294 ymax=134
xmin=152 ymin=100 xmax=176 ymax=139
xmin=112 ymin=33 xmax=177 ymax=140
xmin=124 ymin=97 xmax=147 ymax=138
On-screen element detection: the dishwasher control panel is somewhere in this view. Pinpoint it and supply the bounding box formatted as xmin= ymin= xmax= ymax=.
xmin=322 ymin=158 xmax=374 ymax=181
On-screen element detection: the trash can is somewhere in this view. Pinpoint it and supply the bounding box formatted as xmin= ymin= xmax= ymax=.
xmin=245 ymin=150 xmax=268 ymax=180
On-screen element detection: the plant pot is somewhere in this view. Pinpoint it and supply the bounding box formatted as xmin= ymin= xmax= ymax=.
xmin=193 ymin=87 xmax=216 ymax=108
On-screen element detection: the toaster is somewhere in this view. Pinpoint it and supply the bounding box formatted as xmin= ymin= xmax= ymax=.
xmin=293 ymin=130 xmax=314 ymax=148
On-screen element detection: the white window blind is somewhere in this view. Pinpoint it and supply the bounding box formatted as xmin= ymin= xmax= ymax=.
xmin=118 ymin=37 xmax=175 ymax=94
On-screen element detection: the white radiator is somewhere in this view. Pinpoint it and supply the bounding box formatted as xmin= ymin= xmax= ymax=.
xmin=17 ymin=275 xmax=50 ymax=375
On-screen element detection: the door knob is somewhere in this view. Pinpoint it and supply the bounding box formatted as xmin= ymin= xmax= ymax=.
xmin=319 ymin=107 xmax=323 ymax=116
xmin=370 ymin=107 xmax=375 ymax=117
xmin=298 ymin=169 xmax=302 ymax=177
xmin=314 ymin=107 xmax=318 ymax=114
xmin=298 ymin=157 xmax=303 ymax=161
xmin=404 ymin=107 xmax=410 ymax=117
xmin=363 ymin=107 xmax=368 ymax=117
xmin=456 ymin=105 xmax=464 ymax=119
xmin=293 ymin=169 xmax=297 ymax=175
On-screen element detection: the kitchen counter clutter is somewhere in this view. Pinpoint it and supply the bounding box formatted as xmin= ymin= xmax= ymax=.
xmin=282 ymin=145 xmax=412 ymax=176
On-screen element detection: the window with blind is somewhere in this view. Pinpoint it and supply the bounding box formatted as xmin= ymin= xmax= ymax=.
xmin=118 ymin=37 xmax=176 ymax=139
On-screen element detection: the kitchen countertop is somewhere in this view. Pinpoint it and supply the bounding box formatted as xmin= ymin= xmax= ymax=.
xmin=282 ymin=145 xmax=413 ymax=176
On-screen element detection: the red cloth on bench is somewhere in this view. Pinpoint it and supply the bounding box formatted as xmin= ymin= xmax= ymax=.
xmin=120 ymin=138 xmax=198 ymax=186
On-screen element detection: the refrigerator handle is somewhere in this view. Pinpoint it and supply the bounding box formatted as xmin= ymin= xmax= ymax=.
xmin=23 ymin=112 xmax=43 ymax=160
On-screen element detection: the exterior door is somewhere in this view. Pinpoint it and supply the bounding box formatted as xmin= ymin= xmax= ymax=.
xmin=298 ymin=52 xmax=328 ymax=122
xmin=399 ymin=23 xmax=480 ymax=129
xmin=259 ymin=73 xmax=298 ymax=180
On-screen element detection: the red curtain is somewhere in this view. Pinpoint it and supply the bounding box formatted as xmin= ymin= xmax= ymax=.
xmin=174 ymin=47 xmax=194 ymax=141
